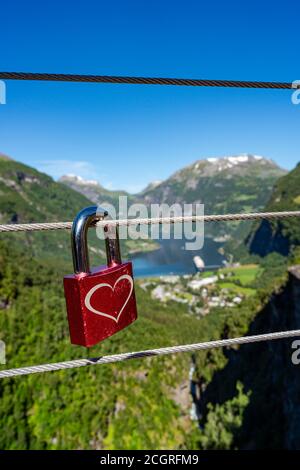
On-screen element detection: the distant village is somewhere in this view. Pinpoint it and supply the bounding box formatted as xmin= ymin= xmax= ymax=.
xmin=139 ymin=270 xmax=245 ymax=318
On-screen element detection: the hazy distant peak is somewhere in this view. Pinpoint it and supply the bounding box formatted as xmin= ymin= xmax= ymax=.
xmin=59 ymin=173 xmax=131 ymax=206
xmin=140 ymin=180 xmax=163 ymax=193
xmin=59 ymin=174 xmax=100 ymax=187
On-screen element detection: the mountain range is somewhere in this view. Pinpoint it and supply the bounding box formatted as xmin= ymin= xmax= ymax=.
xmin=0 ymin=152 xmax=289 ymax=256
xmin=60 ymin=154 xmax=286 ymax=239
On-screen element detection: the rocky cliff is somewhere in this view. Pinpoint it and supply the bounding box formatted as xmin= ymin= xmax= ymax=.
xmin=197 ymin=265 xmax=300 ymax=449
xmin=248 ymin=163 xmax=300 ymax=257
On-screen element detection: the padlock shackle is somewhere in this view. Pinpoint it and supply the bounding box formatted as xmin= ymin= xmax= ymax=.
xmin=71 ymin=206 xmax=122 ymax=274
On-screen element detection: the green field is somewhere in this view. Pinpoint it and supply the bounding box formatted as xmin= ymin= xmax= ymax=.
xmin=217 ymin=282 xmax=256 ymax=296
xmin=220 ymin=264 xmax=262 ymax=285
xmin=203 ymin=264 xmax=262 ymax=297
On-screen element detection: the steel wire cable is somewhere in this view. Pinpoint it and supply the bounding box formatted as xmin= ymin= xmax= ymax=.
xmin=0 ymin=72 xmax=298 ymax=89
xmin=0 ymin=329 xmax=299 ymax=379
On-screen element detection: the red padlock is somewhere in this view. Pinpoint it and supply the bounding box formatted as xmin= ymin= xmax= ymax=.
xmin=63 ymin=206 xmax=137 ymax=347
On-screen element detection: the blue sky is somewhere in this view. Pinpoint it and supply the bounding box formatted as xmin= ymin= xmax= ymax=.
xmin=0 ymin=1 xmax=299 ymax=193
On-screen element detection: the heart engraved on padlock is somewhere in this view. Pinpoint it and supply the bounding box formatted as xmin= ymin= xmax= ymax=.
xmin=63 ymin=206 xmax=138 ymax=347
xmin=84 ymin=274 xmax=133 ymax=322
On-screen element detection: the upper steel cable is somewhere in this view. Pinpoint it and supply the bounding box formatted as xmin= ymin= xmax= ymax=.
xmin=0 ymin=72 xmax=297 ymax=89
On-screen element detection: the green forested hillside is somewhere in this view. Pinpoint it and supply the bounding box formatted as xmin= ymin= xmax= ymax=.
xmin=0 ymin=156 xmax=153 ymax=271
xmin=0 ymin=156 xmax=101 ymax=271
xmin=0 ymin=231 xmax=290 ymax=449
xmin=0 ymin=157 xmax=93 ymax=224
xmin=0 ymin=236 xmax=208 ymax=449
xmin=0 ymin=156 xmax=202 ymax=448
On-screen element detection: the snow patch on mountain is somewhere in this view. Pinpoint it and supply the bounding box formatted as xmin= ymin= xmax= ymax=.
xmin=60 ymin=174 xmax=100 ymax=187
xmin=190 ymin=154 xmax=277 ymax=174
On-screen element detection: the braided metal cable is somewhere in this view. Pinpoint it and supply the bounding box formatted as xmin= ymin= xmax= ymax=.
xmin=0 ymin=222 xmax=72 ymax=232
xmin=97 ymin=211 xmax=300 ymax=227
xmin=0 ymin=72 xmax=297 ymax=89
xmin=0 ymin=210 xmax=300 ymax=233
xmin=0 ymin=329 xmax=299 ymax=379
xmin=0 ymin=221 xmax=73 ymax=232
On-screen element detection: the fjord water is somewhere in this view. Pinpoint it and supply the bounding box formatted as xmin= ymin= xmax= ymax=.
xmin=131 ymin=237 xmax=225 ymax=278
